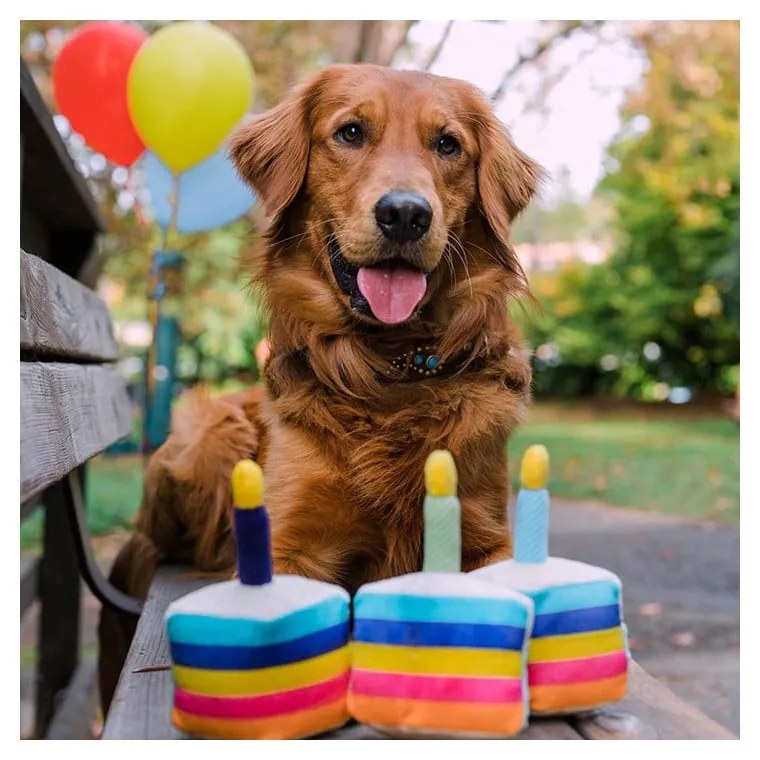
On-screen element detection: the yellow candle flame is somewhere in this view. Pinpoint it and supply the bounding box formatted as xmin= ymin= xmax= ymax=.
xmin=520 ymin=445 xmax=549 ymax=489
xmin=231 ymin=460 xmax=264 ymax=509
xmin=425 ymin=450 xmax=458 ymax=497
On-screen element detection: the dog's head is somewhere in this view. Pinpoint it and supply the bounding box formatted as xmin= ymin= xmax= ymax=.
xmin=231 ymin=64 xmax=541 ymax=330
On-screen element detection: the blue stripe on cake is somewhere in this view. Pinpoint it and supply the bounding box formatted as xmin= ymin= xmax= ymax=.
xmin=167 ymin=594 xmax=348 ymax=647
xmin=353 ymin=618 xmax=527 ymax=650
xmin=169 ymin=620 xmax=349 ymax=670
xmin=354 ymin=593 xmax=529 ymax=628
xmin=532 ymin=604 xmax=621 ymax=637
xmin=528 ymin=581 xmax=620 ymax=615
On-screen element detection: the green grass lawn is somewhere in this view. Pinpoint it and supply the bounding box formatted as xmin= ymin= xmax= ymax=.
xmin=20 ymin=402 xmax=738 ymax=550
xmin=509 ymin=402 xmax=739 ymax=522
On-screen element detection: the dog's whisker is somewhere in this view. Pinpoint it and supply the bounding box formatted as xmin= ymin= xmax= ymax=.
xmin=447 ymin=232 xmax=474 ymax=300
xmin=443 ymin=248 xmax=456 ymax=283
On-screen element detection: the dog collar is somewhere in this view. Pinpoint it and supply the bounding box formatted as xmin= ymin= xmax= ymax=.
xmin=291 ymin=341 xmax=489 ymax=384
xmin=384 ymin=343 xmax=485 ymax=382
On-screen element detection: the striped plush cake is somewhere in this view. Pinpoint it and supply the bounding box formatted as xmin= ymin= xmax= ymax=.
xmin=471 ymin=445 xmax=629 ymax=715
xmin=348 ymin=451 xmax=535 ymax=738
xmin=165 ymin=460 xmax=351 ymax=739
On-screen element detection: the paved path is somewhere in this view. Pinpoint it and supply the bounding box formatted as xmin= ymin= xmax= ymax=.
xmin=548 ymin=500 xmax=739 ymax=735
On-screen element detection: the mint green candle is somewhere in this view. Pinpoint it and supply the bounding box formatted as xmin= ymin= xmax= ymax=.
xmin=422 ymin=450 xmax=461 ymax=572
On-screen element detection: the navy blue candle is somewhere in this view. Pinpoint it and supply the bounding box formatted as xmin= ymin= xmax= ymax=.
xmin=231 ymin=460 xmax=273 ymax=586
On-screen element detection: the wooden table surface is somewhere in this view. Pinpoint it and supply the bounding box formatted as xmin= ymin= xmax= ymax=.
xmin=102 ymin=565 xmax=736 ymax=740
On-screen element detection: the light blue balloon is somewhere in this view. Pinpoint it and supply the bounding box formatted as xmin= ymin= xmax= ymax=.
xmin=141 ymin=148 xmax=255 ymax=233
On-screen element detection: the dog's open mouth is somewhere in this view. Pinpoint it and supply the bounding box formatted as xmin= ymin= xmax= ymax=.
xmin=328 ymin=239 xmax=429 ymax=325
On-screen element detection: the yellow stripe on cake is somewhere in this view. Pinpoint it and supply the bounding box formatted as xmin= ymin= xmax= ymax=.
xmin=351 ymin=641 xmax=524 ymax=678
xmin=173 ymin=646 xmax=350 ymax=696
xmin=528 ymin=627 xmax=624 ymax=662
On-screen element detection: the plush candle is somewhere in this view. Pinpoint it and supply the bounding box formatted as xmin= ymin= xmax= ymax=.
xmin=165 ymin=460 xmax=351 ymax=739
xmin=422 ymin=450 xmax=461 ymax=572
xmin=348 ymin=449 xmax=535 ymax=738
xmin=513 ymin=445 xmax=550 ymax=563
xmin=471 ymin=445 xmax=630 ymax=715
xmin=231 ymin=460 xmax=272 ymax=585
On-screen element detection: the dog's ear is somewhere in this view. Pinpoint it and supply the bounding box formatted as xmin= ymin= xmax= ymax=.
xmin=473 ymin=104 xmax=544 ymax=276
xmin=229 ymin=78 xmax=316 ymax=221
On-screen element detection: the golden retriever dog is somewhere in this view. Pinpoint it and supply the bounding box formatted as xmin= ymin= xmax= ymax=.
xmin=98 ymin=63 xmax=541 ymax=712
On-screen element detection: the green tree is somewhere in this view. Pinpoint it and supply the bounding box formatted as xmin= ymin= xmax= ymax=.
xmin=527 ymin=20 xmax=739 ymax=400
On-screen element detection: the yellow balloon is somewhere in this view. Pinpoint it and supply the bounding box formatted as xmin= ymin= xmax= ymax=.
xmin=127 ymin=22 xmax=253 ymax=173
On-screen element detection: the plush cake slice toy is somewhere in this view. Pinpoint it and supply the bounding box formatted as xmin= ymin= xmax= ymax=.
xmin=165 ymin=460 xmax=351 ymax=739
xmin=348 ymin=450 xmax=535 ymax=738
xmin=471 ymin=445 xmax=629 ymax=715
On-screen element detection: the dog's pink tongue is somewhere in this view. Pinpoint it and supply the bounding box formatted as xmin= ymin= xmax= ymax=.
xmin=357 ymin=266 xmax=427 ymax=324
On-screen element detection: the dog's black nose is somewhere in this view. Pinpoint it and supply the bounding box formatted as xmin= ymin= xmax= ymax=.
xmin=374 ymin=191 xmax=432 ymax=244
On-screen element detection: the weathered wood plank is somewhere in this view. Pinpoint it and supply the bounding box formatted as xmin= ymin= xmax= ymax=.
xmin=336 ymin=718 xmax=583 ymax=740
xmin=45 ymin=660 xmax=99 ymax=740
xmin=571 ymin=660 xmax=736 ymax=739
xmin=21 ymin=555 xmax=39 ymax=616
xmin=20 ymin=250 xmax=120 ymax=361
xmin=103 ymin=567 xmax=582 ymax=740
xmin=521 ymin=718 xmax=584 ymax=740
xmin=20 ymin=362 xmax=132 ymax=503
xmin=103 ymin=566 xmax=222 ymax=740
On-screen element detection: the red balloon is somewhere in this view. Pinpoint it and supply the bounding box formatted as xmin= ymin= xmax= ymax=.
xmin=52 ymin=21 xmax=148 ymax=166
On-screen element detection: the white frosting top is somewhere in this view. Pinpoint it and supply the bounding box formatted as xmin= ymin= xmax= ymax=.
xmin=166 ymin=574 xmax=349 ymax=621
xmin=472 ymin=557 xmax=621 ymax=592
xmin=359 ymin=571 xmax=533 ymax=604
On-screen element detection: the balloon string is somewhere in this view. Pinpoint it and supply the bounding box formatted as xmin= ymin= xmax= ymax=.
xmin=168 ymin=172 xmax=180 ymax=241
xmin=143 ymin=172 xmax=180 ymax=458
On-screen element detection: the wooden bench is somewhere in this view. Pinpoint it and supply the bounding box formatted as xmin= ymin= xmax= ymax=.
xmin=102 ymin=566 xmax=736 ymax=740
xmin=20 ymin=57 xmax=142 ymax=739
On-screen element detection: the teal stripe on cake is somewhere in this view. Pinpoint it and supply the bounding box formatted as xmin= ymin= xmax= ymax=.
xmin=167 ymin=595 xmax=348 ymax=647
xmin=528 ymin=581 xmax=620 ymax=615
xmin=354 ymin=593 xmax=530 ymax=628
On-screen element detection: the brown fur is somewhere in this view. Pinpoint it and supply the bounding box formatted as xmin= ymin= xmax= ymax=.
xmin=98 ymin=64 xmax=541 ymax=712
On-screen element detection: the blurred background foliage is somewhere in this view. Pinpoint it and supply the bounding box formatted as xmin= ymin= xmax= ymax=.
xmin=524 ymin=21 xmax=739 ymax=401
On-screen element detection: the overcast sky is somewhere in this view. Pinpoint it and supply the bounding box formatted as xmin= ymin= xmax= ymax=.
xmin=399 ymin=21 xmax=648 ymax=205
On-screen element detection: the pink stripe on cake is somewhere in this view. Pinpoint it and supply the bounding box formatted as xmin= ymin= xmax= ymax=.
xmin=350 ymin=669 xmax=523 ymax=703
xmin=528 ymin=650 xmax=627 ymax=686
xmin=174 ymin=672 xmax=348 ymax=719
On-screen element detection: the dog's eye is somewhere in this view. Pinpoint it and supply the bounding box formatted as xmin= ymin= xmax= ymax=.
xmin=335 ymin=122 xmax=365 ymax=146
xmin=437 ymin=134 xmax=461 ymax=158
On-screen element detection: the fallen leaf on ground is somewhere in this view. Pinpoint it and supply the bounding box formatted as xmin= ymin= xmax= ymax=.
xmin=639 ymin=602 xmax=664 ymax=616
xmin=671 ymin=631 xmax=696 ymax=647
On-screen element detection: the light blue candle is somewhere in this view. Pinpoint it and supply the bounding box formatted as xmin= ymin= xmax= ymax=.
xmin=514 ymin=445 xmax=550 ymax=564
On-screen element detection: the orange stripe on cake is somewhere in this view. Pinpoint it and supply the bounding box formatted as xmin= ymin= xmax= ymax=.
xmin=172 ymin=697 xmax=348 ymax=740
xmin=530 ymin=672 xmax=628 ymax=714
xmin=348 ymin=692 xmax=525 ymax=736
